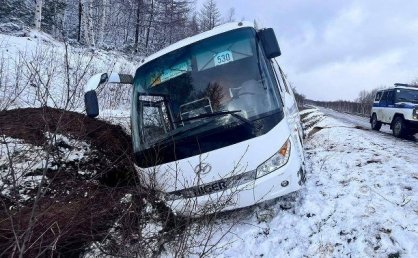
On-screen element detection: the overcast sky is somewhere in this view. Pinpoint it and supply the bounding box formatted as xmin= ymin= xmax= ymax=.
xmin=197 ymin=0 xmax=418 ymax=101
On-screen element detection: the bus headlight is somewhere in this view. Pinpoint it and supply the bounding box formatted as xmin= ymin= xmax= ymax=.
xmin=414 ymin=108 xmax=418 ymax=120
xmin=256 ymin=139 xmax=291 ymax=179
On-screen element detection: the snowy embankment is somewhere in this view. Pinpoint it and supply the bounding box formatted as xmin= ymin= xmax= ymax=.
xmin=0 ymin=31 xmax=137 ymax=205
xmin=0 ymin=31 xmax=138 ymax=112
xmin=181 ymin=108 xmax=418 ymax=258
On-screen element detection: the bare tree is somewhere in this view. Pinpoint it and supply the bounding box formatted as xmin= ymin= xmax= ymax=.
xmin=134 ymin=0 xmax=143 ymax=52
xmin=308 ymin=87 xmax=382 ymax=116
xmin=2 ymin=0 xmax=234 ymax=54
xmin=198 ymin=0 xmax=221 ymax=32
xmin=98 ymin=0 xmax=108 ymax=46
xmin=80 ymin=0 xmax=95 ymax=46
xmin=225 ymin=7 xmax=235 ymax=23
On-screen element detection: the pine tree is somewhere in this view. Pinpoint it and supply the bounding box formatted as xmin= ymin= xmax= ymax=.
xmin=188 ymin=13 xmax=200 ymax=36
xmin=42 ymin=0 xmax=67 ymax=35
xmin=142 ymin=0 xmax=192 ymax=54
xmin=0 ymin=0 xmax=33 ymax=26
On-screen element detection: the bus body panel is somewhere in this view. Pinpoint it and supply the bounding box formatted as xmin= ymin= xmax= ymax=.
xmin=168 ymin=135 xmax=304 ymax=215
xmin=141 ymin=119 xmax=290 ymax=192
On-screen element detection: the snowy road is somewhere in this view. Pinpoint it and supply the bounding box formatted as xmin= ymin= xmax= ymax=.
xmin=184 ymin=108 xmax=418 ymax=258
xmin=318 ymin=107 xmax=418 ymax=141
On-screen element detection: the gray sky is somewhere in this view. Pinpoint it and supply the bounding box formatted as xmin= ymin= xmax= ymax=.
xmin=197 ymin=0 xmax=418 ymax=101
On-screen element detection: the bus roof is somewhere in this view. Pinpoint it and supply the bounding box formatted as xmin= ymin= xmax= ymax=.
xmin=137 ymin=21 xmax=256 ymax=68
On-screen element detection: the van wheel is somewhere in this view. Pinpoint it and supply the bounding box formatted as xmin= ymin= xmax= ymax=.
xmin=371 ymin=114 xmax=382 ymax=131
xmin=392 ymin=117 xmax=407 ymax=138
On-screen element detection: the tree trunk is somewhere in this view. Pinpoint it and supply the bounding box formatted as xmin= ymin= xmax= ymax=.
xmin=87 ymin=0 xmax=95 ymax=46
xmin=78 ymin=0 xmax=82 ymax=42
xmin=34 ymin=0 xmax=43 ymax=30
xmin=145 ymin=0 xmax=154 ymax=52
xmin=81 ymin=0 xmax=90 ymax=45
xmin=81 ymin=0 xmax=95 ymax=46
xmin=168 ymin=0 xmax=174 ymax=44
xmin=98 ymin=0 xmax=108 ymax=46
xmin=134 ymin=0 xmax=142 ymax=52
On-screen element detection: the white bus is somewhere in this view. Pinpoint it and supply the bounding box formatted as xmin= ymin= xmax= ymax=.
xmin=84 ymin=22 xmax=306 ymax=215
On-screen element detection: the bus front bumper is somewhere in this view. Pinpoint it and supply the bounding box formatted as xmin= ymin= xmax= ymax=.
xmin=166 ymin=149 xmax=306 ymax=216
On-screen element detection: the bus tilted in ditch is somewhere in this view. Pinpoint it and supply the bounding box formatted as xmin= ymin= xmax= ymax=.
xmin=84 ymin=22 xmax=306 ymax=215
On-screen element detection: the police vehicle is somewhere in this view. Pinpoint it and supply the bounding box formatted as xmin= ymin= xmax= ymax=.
xmin=84 ymin=22 xmax=306 ymax=215
xmin=371 ymin=83 xmax=418 ymax=137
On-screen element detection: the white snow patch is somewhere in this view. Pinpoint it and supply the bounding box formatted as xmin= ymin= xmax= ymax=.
xmin=299 ymin=108 xmax=318 ymax=115
xmin=120 ymin=193 xmax=133 ymax=204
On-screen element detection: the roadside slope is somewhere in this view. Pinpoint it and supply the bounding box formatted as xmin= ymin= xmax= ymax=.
xmin=0 ymin=107 xmax=138 ymax=256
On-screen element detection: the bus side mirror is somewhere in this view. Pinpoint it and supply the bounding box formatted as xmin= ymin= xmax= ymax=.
xmin=83 ymin=73 xmax=133 ymax=118
xmin=258 ymin=28 xmax=281 ymax=59
xmin=85 ymin=90 xmax=99 ymax=117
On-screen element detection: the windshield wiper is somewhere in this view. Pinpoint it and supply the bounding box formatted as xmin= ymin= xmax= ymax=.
xmin=176 ymin=110 xmax=252 ymax=125
xmin=148 ymin=120 xmax=212 ymax=146
xmin=150 ymin=111 xmax=254 ymax=146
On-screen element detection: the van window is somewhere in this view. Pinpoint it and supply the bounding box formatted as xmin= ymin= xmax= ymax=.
xmin=379 ymin=91 xmax=389 ymax=107
xmin=380 ymin=91 xmax=388 ymax=102
xmin=387 ymin=90 xmax=395 ymax=105
xmin=374 ymin=92 xmax=382 ymax=101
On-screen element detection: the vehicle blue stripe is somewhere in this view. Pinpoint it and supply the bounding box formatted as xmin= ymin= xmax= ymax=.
xmin=372 ymin=103 xmax=416 ymax=109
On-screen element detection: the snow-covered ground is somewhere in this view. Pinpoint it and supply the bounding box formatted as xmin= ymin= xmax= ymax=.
xmin=2 ymin=29 xmax=418 ymax=257
xmin=179 ymin=108 xmax=418 ymax=258
xmin=0 ymin=31 xmax=138 ymax=111
xmin=0 ymin=133 xmax=92 ymax=203
xmin=318 ymin=107 xmax=418 ymax=139
xmin=2 ymin=104 xmax=417 ymax=256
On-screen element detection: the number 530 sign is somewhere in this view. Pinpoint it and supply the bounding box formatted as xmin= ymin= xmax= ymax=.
xmin=214 ymin=51 xmax=234 ymax=66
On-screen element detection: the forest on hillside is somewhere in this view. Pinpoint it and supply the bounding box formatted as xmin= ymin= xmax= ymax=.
xmin=0 ymin=0 xmax=235 ymax=55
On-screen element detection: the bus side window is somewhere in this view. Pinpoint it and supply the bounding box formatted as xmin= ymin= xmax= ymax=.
xmin=276 ymin=62 xmax=290 ymax=93
xmin=271 ymin=62 xmax=284 ymax=93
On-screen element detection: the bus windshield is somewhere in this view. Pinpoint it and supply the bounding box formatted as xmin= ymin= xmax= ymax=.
xmin=132 ymin=27 xmax=284 ymax=167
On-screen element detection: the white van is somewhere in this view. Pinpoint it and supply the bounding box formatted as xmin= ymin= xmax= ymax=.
xmin=84 ymin=22 xmax=306 ymax=215
xmin=371 ymin=84 xmax=418 ymax=138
